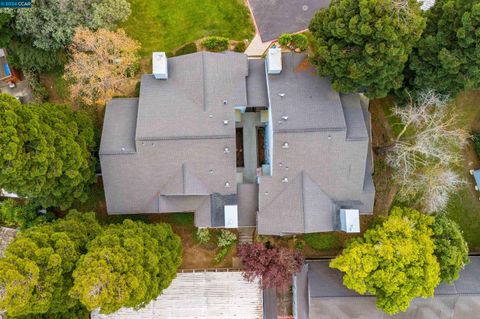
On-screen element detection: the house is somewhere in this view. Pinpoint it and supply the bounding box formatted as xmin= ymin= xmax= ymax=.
xmin=91 ymin=271 xmax=263 ymax=319
xmin=0 ymin=48 xmax=20 ymax=84
xmin=293 ymin=258 xmax=480 ymax=319
xmin=100 ymin=49 xmax=374 ymax=235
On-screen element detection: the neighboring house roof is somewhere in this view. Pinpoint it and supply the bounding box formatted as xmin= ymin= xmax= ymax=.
xmin=257 ymin=53 xmax=374 ymax=235
xmin=91 ymin=271 xmax=263 ymax=319
xmin=295 ymin=258 xmax=480 ymax=319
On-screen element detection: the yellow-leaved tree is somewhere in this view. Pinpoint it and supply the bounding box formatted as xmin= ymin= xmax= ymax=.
xmin=64 ymin=27 xmax=140 ymax=106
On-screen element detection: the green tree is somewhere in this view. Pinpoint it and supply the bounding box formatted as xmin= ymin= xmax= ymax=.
xmin=70 ymin=220 xmax=182 ymax=314
xmin=0 ymin=12 xmax=14 ymax=47
xmin=432 ymin=214 xmax=469 ymax=284
xmin=0 ymin=211 xmax=102 ymax=317
xmin=330 ymin=207 xmax=440 ymax=314
xmin=13 ymin=0 xmax=131 ymax=51
xmin=0 ymin=94 xmax=97 ymax=209
xmin=7 ymin=41 xmax=66 ymax=73
xmin=0 ymin=199 xmax=55 ymax=229
xmin=309 ymin=0 xmax=426 ymax=98
xmin=408 ymin=0 xmax=480 ymax=96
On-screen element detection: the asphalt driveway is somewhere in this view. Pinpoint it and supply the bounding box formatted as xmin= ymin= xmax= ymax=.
xmin=248 ymin=0 xmax=330 ymax=41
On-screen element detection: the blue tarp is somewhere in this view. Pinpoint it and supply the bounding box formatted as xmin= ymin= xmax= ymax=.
xmin=473 ymin=170 xmax=480 ymax=189
xmin=3 ymin=63 xmax=11 ymax=77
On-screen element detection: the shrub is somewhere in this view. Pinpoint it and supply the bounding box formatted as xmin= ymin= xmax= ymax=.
xmin=278 ymin=33 xmax=292 ymax=46
xmin=175 ymin=42 xmax=197 ymax=56
xmin=0 ymin=199 xmax=54 ymax=229
xmin=196 ymin=228 xmax=211 ymax=244
xmin=291 ymin=33 xmax=308 ymax=51
xmin=234 ymin=41 xmax=246 ymax=52
xmin=304 ymin=233 xmax=340 ymax=250
xmin=23 ymin=71 xmax=49 ymax=103
xmin=217 ymin=229 xmax=237 ymax=248
xmin=202 ymin=36 xmax=229 ymax=52
xmin=214 ymin=229 xmax=237 ymax=263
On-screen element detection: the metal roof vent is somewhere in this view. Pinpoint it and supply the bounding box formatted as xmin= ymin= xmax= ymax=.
xmin=328 ymin=135 xmax=332 ymax=140
xmin=281 ymin=177 xmax=289 ymax=183
xmin=224 ymin=147 xmax=230 ymax=154
xmin=225 ymin=181 xmax=231 ymax=188
xmin=152 ymin=52 xmax=168 ymax=80
xmin=282 ymin=115 xmax=289 ymax=121
xmin=282 ymin=142 xmax=289 ymax=149
xmin=209 ymin=169 xmax=214 ymax=174
xmin=279 ymin=93 xmax=285 ymax=98
xmin=223 ymin=100 xmax=228 ymax=105
xmin=223 ymin=120 xmax=229 ymax=125
xmin=121 ymin=147 xmax=126 ymax=152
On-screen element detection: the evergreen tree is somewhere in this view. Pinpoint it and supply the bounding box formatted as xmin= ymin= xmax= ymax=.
xmin=309 ymin=0 xmax=426 ymax=98
xmin=408 ymin=0 xmax=480 ymax=96
xmin=0 ymin=94 xmax=97 ymax=209
xmin=0 ymin=211 xmax=102 ymax=317
xmin=70 ymin=220 xmax=182 ymax=314
xmin=330 ymin=207 xmax=440 ymax=314
xmin=432 ymin=214 xmax=469 ymax=283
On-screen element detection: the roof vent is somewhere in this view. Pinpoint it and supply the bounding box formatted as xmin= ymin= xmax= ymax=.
xmin=328 ymin=135 xmax=332 ymax=140
xmin=267 ymin=47 xmax=282 ymax=74
xmin=121 ymin=147 xmax=126 ymax=152
xmin=224 ymin=147 xmax=230 ymax=154
xmin=223 ymin=120 xmax=229 ymax=125
xmin=279 ymin=93 xmax=285 ymax=98
xmin=152 ymin=52 xmax=168 ymax=80
xmin=225 ymin=181 xmax=231 ymax=188
xmin=339 ymin=209 xmax=360 ymax=233
xmin=282 ymin=115 xmax=289 ymax=121
xmin=281 ymin=177 xmax=289 ymax=183
xmin=282 ymin=142 xmax=289 ymax=149
xmin=223 ymin=100 xmax=228 ymax=105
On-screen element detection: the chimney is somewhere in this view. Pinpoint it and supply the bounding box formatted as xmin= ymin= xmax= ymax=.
xmin=152 ymin=52 xmax=168 ymax=79
xmin=267 ymin=47 xmax=282 ymax=74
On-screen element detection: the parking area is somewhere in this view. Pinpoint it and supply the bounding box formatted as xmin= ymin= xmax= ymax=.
xmin=248 ymin=0 xmax=329 ymax=41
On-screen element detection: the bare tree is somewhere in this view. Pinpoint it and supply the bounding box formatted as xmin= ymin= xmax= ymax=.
xmin=387 ymin=90 xmax=468 ymax=212
xmin=64 ymin=27 xmax=140 ymax=106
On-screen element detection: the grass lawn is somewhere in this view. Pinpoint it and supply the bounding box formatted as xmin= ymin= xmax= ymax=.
xmin=122 ymin=0 xmax=255 ymax=56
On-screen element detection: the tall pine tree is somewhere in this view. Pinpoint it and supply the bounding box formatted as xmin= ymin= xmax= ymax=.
xmin=309 ymin=0 xmax=426 ymax=98
xmin=0 ymin=94 xmax=96 ymax=209
xmin=408 ymin=0 xmax=480 ymax=96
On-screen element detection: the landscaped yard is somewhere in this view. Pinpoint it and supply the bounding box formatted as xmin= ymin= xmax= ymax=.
xmin=121 ymin=0 xmax=255 ymax=56
xmin=373 ymin=90 xmax=480 ymax=252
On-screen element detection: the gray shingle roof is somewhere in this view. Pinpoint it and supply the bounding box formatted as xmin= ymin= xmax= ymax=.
xmin=247 ymin=59 xmax=268 ymax=107
xmin=135 ymin=52 xmax=248 ymax=140
xmin=100 ymin=98 xmax=138 ymax=155
xmin=296 ymin=258 xmax=480 ymax=319
xmin=257 ymin=54 xmax=374 ymax=235
xmin=100 ymin=51 xmax=375 ymax=232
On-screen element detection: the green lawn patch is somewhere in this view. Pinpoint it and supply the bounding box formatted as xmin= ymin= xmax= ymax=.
xmin=163 ymin=213 xmax=194 ymax=226
xmin=122 ymin=0 xmax=255 ymax=56
xmin=445 ymin=186 xmax=480 ymax=252
xmin=303 ymin=233 xmax=341 ymax=251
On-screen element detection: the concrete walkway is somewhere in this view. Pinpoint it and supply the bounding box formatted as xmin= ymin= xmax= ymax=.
xmin=245 ymin=33 xmax=272 ymax=57
xmin=242 ymin=112 xmax=261 ymax=183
